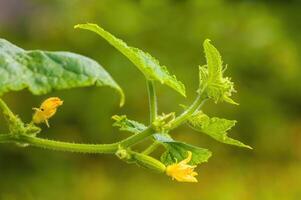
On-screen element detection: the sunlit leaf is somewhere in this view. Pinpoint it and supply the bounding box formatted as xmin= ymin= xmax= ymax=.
xmin=188 ymin=111 xmax=252 ymax=149
xmin=75 ymin=23 xmax=186 ymax=97
xmin=0 ymin=39 xmax=124 ymax=106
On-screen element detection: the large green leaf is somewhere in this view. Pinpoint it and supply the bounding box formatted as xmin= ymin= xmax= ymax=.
xmin=74 ymin=23 xmax=186 ymax=97
xmin=199 ymin=39 xmax=237 ymax=105
xmin=154 ymin=134 xmax=212 ymax=165
xmin=0 ymin=39 xmax=124 ymax=106
xmin=188 ymin=111 xmax=252 ymax=149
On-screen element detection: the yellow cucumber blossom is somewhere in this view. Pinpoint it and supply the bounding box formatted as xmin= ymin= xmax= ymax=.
xmin=166 ymin=151 xmax=198 ymax=183
xmin=33 ymin=97 xmax=63 ymax=127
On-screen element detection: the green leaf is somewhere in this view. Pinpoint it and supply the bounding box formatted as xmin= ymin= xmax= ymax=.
xmin=0 ymin=39 xmax=125 ymax=106
xmin=74 ymin=23 xmax=186 ymax=97
xmin=112 ymin=115 xmax=146 ymax=134
xmin=154 ymin=134 xmax=212 ymax=165
xmin=188 ymin=111 xmax=252 ymax=149
xmin=199 ymin=39 xmax=237 ymax=105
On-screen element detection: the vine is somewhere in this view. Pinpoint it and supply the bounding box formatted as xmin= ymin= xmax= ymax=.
xmin=0 ymin=23 xmax=251 ymax=182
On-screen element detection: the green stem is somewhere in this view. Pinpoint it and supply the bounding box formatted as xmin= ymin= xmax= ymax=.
xmin=1 ymin=133 xmax=166 ymax=173
xmin=142 ymin=141 xmax=161 ymax=155
xmin=0 ymin=98 xmax=17 ymax=120
xmin=167 ymin=93 xmax=207 ymax=130
xmin=120 ymin=127 xmax=154 ymax=148
xmin=146 ymin=80 xmax=157 ymax=123
xmin=20 ymin=134 xmax=118 ymax=153
xmin=0 ymin=127 xmax=155 ymax=154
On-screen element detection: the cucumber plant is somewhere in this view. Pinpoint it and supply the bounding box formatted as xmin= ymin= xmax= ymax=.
xmin=0 ymin=23 xmax=251 ymax=182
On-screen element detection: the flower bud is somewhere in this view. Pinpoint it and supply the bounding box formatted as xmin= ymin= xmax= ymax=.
xmin=33 ymin=97 xmax=63 ymax=127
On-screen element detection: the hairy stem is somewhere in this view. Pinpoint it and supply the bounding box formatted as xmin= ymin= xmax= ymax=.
xmin=142 ymin=141 xmax=161 ymax=155
xmin=0 ymin=127 xmax=155 ymax=154
xmin=20 ymin=134 xmax=118 ymax=153
xmin=0 ymin=98 xmax=17 ymax=121
xmin=146 ymin=80 xmax=157 ymax=123
xmin=167 ymin=93 xmax=207 ymax=130
xmin=120 ymin=127 xmax=154 ymax=148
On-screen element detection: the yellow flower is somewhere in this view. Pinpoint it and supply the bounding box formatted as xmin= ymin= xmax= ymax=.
xmin=33 ymin=97 xmax=63 ymax=127
xmin=166 ymin=151 xmax=198 ymax=182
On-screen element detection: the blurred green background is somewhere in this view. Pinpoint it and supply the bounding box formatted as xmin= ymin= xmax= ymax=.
xmin=0 ymin=0 xmax=301 ymax=199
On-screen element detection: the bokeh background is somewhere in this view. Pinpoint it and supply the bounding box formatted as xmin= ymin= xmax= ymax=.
xmin=0 ymin=0 xmax=301 ymax=199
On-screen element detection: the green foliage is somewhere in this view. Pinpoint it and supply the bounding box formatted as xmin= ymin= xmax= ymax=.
xmin=154 ymin=134 xmax=212 ymax=165
xmin=112 ymin=115 xmax=212 ymax=165
xmin=0 ymin=23 xmax=250 ymax=183
xmin=74 ymin=23 xmax=186 ymax=97
xmin=112 ymin=115 xmax=146 ymax=134
xmin=0 ymin=0 xmax=299 ymax=196
xmin=199 ymin=39 xmax=237 ymax=105
xmin=0 ymin=39 xmax=124 ymax=106
xmin=188 ymin=111 xmax=252 ymax=149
